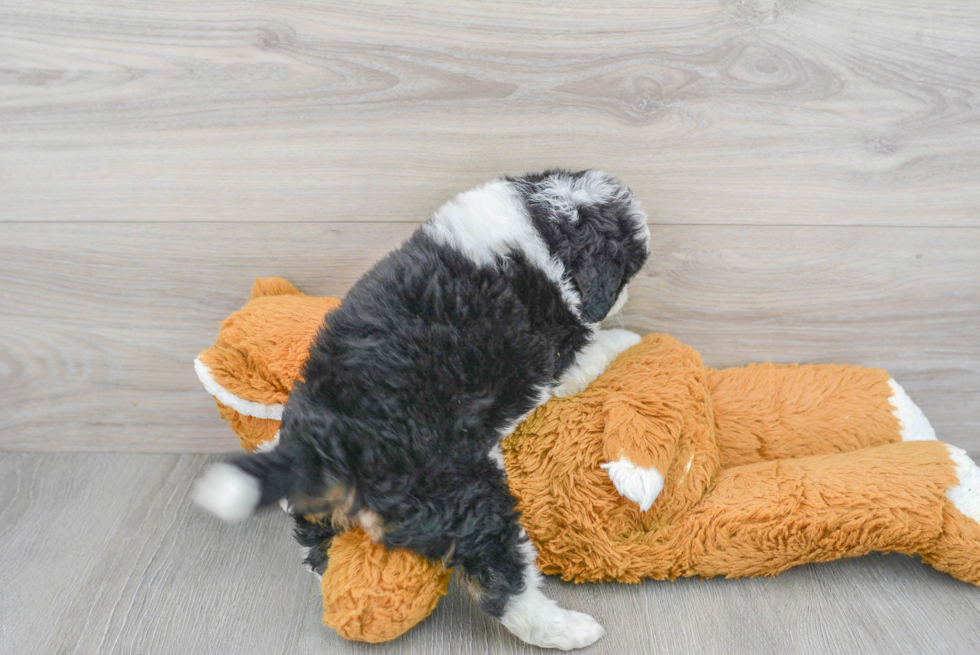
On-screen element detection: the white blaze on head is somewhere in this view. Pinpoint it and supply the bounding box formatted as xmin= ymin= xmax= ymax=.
xmin=422 ymin=179 xmax=583 ymax=317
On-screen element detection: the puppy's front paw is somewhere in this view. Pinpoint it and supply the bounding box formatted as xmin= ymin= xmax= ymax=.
xmin=601 ymin=457 xmax=664 ymax=511
xmin=597 ymin=328 xmax=642 ymax=354
xmin=553 ymin=329 xmax=642 ymax=398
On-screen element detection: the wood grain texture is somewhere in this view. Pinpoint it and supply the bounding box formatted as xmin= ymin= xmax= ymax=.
xmin=0 ymin=222 xmax=415 ymax=452
xmin=1 ymin=0 xmax=979 ymax=225
xmin=2 ymin=452 xmax=979 ymax=655
xmin=3 ymin=3 xmax=978 ymax=652
xmin=1 ymin=222 xmax=977 ymax=453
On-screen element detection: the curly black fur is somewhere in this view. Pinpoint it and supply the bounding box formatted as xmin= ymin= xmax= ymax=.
xmin=221 ymin=169 xmax=648 ymax=619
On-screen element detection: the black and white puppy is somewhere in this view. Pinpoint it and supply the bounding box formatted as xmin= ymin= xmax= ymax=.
xmin=194 ymin=169 xmax=650 ymax=650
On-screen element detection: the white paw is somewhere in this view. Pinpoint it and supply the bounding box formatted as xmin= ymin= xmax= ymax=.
xmin=553 ymin=329 xmax=641 ymax=398
xmin=256 ymin=430 xmax=281 ymax=452
xmin=598 ymin=327 xmax=642 ymax=353
xmin=887 ymin=379 xmax=936 ymax=441
xmin=600 ymin=457 xmax=664 ymax=511
xmin=946 ymin=445 xmax=980 ymax=525
xmin=501 ymin=587 xmax=605 ymax=651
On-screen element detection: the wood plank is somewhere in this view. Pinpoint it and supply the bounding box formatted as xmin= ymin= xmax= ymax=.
xmin=763 ymin=554 xmax=980 ymax=655
xmin=4 ymin=453 xmax=980 ymax=654
xmin=0 ymin=453 xmax=170 ymax=655
xmin=620 ymin=225 xmax=980 ymax=452
xmin=1 ymin=222 xmax=977 ymax=453
xmin=0 ymin=454 xmax=311 ymax=654
xmin=0 ymin=222 xmax=416 ymax=452
xmin=1 ymin=1 xmax=979 ymax=226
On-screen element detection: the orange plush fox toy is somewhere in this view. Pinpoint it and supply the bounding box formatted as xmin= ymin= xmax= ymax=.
xmin=196 ymin=278 xmax=980 ymax=643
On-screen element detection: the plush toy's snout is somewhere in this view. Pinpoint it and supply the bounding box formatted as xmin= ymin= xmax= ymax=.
xmin=321 ymin=530 xmax=451 ymax=643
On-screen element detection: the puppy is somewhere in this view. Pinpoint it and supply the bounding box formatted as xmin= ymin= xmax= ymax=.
xmin=194 ymin=169 xmax=650 ymax=650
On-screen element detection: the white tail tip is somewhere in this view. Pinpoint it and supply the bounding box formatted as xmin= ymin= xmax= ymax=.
xmin=193 ymin=463 xmax=261 ymax=523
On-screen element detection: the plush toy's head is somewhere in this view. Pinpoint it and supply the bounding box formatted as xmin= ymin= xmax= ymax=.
xmin=195 ymin=277 xmax=341 ymax=452
xmin=321 ymin=530 xmax=451 ymax=643
xmin=196 ymin=278 xmax=451 ymax=640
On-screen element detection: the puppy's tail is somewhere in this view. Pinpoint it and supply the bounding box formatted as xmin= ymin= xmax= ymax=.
xmin=193 ymin=443 xmax=301 ymax=523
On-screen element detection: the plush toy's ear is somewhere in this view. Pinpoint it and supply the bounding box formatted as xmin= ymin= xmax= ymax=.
xmin=195 ymin=278 xmax=343 ymax=451
xmin=251 ymin=276 xmax=302 ymax=298
xmin=321 ymin=530 xmax=451 ymax=643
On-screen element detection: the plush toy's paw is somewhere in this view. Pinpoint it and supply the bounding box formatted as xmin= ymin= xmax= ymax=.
xmin=501 ymin=588 xmax=605 ymax=651
xmin=600 ymin=457 xmax=664 ymax=511
xmin=553 ymin=329 xmax=642 ymax=397
xmin=888 ymin=379 xmax=937 ymax=442
xmin=946 ymin=446 xmax=980 ymax=525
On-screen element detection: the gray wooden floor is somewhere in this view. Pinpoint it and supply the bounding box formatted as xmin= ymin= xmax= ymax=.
xmin=3 ymin=1 xmax=980 ymax=653
xmin=2 ymin=452 xmax=979 ymax=655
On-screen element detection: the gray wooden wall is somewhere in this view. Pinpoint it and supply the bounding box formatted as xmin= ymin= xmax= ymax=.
xmin=2 ymin=0 xmax=978 ymax=453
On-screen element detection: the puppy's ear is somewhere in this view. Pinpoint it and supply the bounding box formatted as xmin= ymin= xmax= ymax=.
xmin=570 ymin=256 xmax=626 ymax=323
xmin=193 ymin=442 xmax=302 ymax=522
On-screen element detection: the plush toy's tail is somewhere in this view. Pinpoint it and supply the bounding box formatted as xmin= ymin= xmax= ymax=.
xmin=193 ymin=444 xmax=303 ymax=522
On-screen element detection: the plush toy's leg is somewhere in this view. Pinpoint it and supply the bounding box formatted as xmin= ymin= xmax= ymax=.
xmin=293 ymin=514 xmax=335 ymax=578
xmin=708 ymin=363 xmax=935 ymax=468
xmin=921 ymin=445 xmax=980 ymax=584
xmin=886 ymin=379 xmax=937 ymax=442
xmin=657 ymin=440 xmax=980 ymax=584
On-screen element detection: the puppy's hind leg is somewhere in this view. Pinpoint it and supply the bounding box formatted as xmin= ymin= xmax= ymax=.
xmin=493 ymin=537 xmax=605 ymax=651
xmin=448 ymin=475 xmax=604 ymax=650
xmin=292 ymin=514 xmax=335 ymax=578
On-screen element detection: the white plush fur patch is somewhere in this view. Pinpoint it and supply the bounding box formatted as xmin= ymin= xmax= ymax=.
xmin=194 ymin=357 xmax=284 ymax=420
xmin=601 ymin=457 xmax=664 ymax=511
xmin=256 ymin=430 xmax=281 ymax=452
xmin=887 ymin=379 xmax=936 ymax=441
xmin=553 ymin=329 xmax=641 ymax=398
xmin=499 ymin=538 xmax=605 ymax=650
xmin=422 ymin=179 xmax=584 ymax=319
xmin=193 ymin=463 xmax=261 ymax=523
xmin=946 ymin=445 xmax=980 ymax=525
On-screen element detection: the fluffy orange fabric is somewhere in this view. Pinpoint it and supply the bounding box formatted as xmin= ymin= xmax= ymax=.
xmin=708 ymin=362 xmax=901 ymax=467
xmin=321 ymin=530 xmax=451 ymax=643
xmin=197 ymin=278 xmax=340 ymax=408
xmin=197 ymin=279 xmax=980 ymax=643
xmin=213 ymin=399 xmax=280 ymax=453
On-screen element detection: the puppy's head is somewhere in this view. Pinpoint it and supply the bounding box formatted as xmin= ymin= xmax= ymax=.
xmin=510 ymin=169 xmax=650 ymax=323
